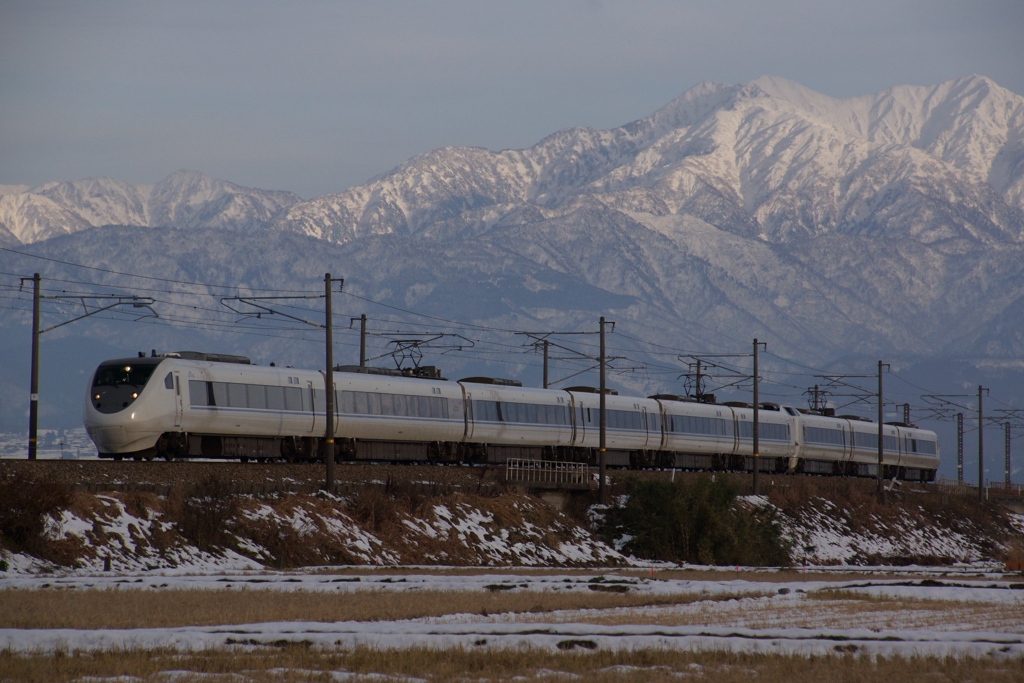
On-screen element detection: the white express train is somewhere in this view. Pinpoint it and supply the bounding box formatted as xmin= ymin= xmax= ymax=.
xmin=83 ymin=352 xmax=940 ymax=481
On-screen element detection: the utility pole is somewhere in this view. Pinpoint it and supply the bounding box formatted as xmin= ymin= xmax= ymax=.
xmin=903 ymin=403 xmax=910 ymax=425
xmin=359 ymin=314 xmax=367 ymax=367
xmin=876 ymin=361 xmax=890 ymax=498
xmin=957 ymin=413 xmax=964 ymax=483
xmin=28 ymin=273 xmax=40 ymax=460
xmin=542 ymin=340 xmax=549 ymax=389
xmin=978 ymin=385 xmax=988 ymax=502
xmin=599 ymin=317 xmax=607 ymax=504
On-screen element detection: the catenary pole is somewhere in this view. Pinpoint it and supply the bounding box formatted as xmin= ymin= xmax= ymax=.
xmin=28 ymin=273 xmax=40 ymax=460
xmin=957 ymin=413 xmax=964 ymax=483
xmin=877 ymin=360 xmax=885 ymax=497
xmin=325 ymin=274 xmax=335 ymax=492
xmin=752 ymin=338 xmax=759 ymax=495
xmin=543 ymin=340 xmax=549 ymax=390
xmin=1005 ymin=422 xmax=1011 ymax=487
xmin=359 ymin=314 xmax=367 ymax=368
xmin=599 ymin=317 xmax=607 ymax=504
xmin=978 ymin=385 xmax=986 ymax=502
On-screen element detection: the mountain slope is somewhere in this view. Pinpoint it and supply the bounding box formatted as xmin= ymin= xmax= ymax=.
xmin=0 ymin=171 xmax=302 ymax=244
xmin=275 ymin=75 xmax=1024 ymax=249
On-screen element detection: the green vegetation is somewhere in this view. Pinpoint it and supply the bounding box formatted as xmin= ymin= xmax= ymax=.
xmin=599 ymin=476 xmax=791 ymax=566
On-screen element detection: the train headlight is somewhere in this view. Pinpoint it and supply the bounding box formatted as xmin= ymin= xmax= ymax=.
xmin=131 ymin=392 xmax=138 ymax=399
xmin=94 ymin=394 xmax=100 ymax=400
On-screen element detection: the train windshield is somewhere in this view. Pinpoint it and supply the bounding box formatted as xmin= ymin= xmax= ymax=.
xmin=92 ymin=363 xmax=159 ymax=389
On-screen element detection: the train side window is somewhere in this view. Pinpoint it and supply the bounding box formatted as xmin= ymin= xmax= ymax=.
xmin=246 ymin=384 xmax=267 ymax=410
xmin=473 ymin=400 xmax=499 ymax=422
xmin=188 ymin=380 xmax=209 ymax=406
xmin=226 ymin=383 xmax=246 ymax=408
xmin=266 ymin=385 xmax=285 ymax=411
xmin=804 ymin=426 xmax=845 ymax=446
xmin=448 ymin=397 xmax=464 ymax=418
xmin=210 ymin=382 xmax=228 ymax=407
xmin=376 ymin=392 xmax=395 ymax=416
xmin=430 ymin=396 xmax=448 ymax=419
xmin=164 ymin=373 xmax=174 ymax=390
xmin=284 ymin=386 xmax=302 ymax=411
xmin=854 ymin=432 xmax=878 ymax=449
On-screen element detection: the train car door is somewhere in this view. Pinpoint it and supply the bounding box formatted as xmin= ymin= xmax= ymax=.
xmin=464 ymin=391 xmax=475 ymax=441
xmin=640 ymin=405 xmax=649 ymax=448
xmin=173 ymin=371 xmax=183 ymax=428
xmin=576 ymin=400 xmax=586 ymax=444
xmin=308 ymin=380 xmax=317 ymax=434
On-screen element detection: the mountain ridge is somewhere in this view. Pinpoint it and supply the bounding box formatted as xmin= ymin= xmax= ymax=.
xmin=0 ymin=170 xmax=302 ymax=244
xmin=268 ymin=75 xmax=1024 ymax=250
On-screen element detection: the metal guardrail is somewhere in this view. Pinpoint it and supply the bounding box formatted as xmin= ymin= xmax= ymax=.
xmin=988 ymin=482 xmax=1024 ymax=499
xmin=505 ymin=458 xmax=590 ymax=489
xmin=935 ymin=478 xmax=973 ymax=496
xmin=935 ymin=478 xmax=1024 ymax=500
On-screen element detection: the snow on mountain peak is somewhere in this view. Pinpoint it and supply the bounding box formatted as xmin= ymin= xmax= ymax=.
xmin=270 ymin=75 xmax=1023 ymax=249
xmin=0 ymin=171 xmax=302 ymax=244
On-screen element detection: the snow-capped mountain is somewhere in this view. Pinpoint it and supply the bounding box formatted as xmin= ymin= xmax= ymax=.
xmin=275 ymin=75 xmax=1024 ymax=248
xmin=0 ymin=170 xmax=302 ymax=244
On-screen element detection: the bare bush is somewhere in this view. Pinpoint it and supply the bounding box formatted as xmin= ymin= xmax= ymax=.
xmin=0 ymin=471 xmax=72 ymax=556
xmin=165 ymin=476 xmax=240 ymax=552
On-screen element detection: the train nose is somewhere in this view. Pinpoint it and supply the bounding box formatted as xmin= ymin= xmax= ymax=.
xmin=86 ymin=425 xmax=129 ymax=451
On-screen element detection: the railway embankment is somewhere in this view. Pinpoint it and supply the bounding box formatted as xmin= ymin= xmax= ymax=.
xmin=1 ymin=462 xmax=1022 ymax=573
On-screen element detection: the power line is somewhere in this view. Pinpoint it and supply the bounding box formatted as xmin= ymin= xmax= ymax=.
xmin=0 ymin=246 xmax=318 ymax=294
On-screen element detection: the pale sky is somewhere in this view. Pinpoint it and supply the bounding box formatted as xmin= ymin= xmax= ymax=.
xmin=2 ymin=0 xmax=1022 ymax=199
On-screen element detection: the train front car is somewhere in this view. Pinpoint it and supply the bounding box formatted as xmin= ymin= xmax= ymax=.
xmin=84 ymin=356 xmax=176 ymax=459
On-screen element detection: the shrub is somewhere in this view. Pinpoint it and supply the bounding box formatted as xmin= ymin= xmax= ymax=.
xmin=167 ymin=476 xmax=239 ymax=552
xmin=0 ymin=472 xmax=72 ymax=553
xmin=598 ymin=476 xmax=791 ymax=567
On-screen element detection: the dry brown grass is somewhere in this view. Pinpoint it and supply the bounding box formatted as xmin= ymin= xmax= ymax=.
xmin=520 ymin=596 xmax=1024 ymax=632
xmin=0 ymin=587 xmax=764 ymax=630
xmin=2 ymin=647 xmax=1023 ymax=683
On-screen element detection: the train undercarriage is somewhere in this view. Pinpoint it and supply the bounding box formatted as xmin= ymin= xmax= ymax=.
xmin=99 ymin=432 xmax=936 ymax=483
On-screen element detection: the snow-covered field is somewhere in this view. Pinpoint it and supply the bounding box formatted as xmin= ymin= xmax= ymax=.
xmin=0 ymin=428 xmax=94 ymax=459
xmin=2 ymin=569 xmax=1022 ymax=658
